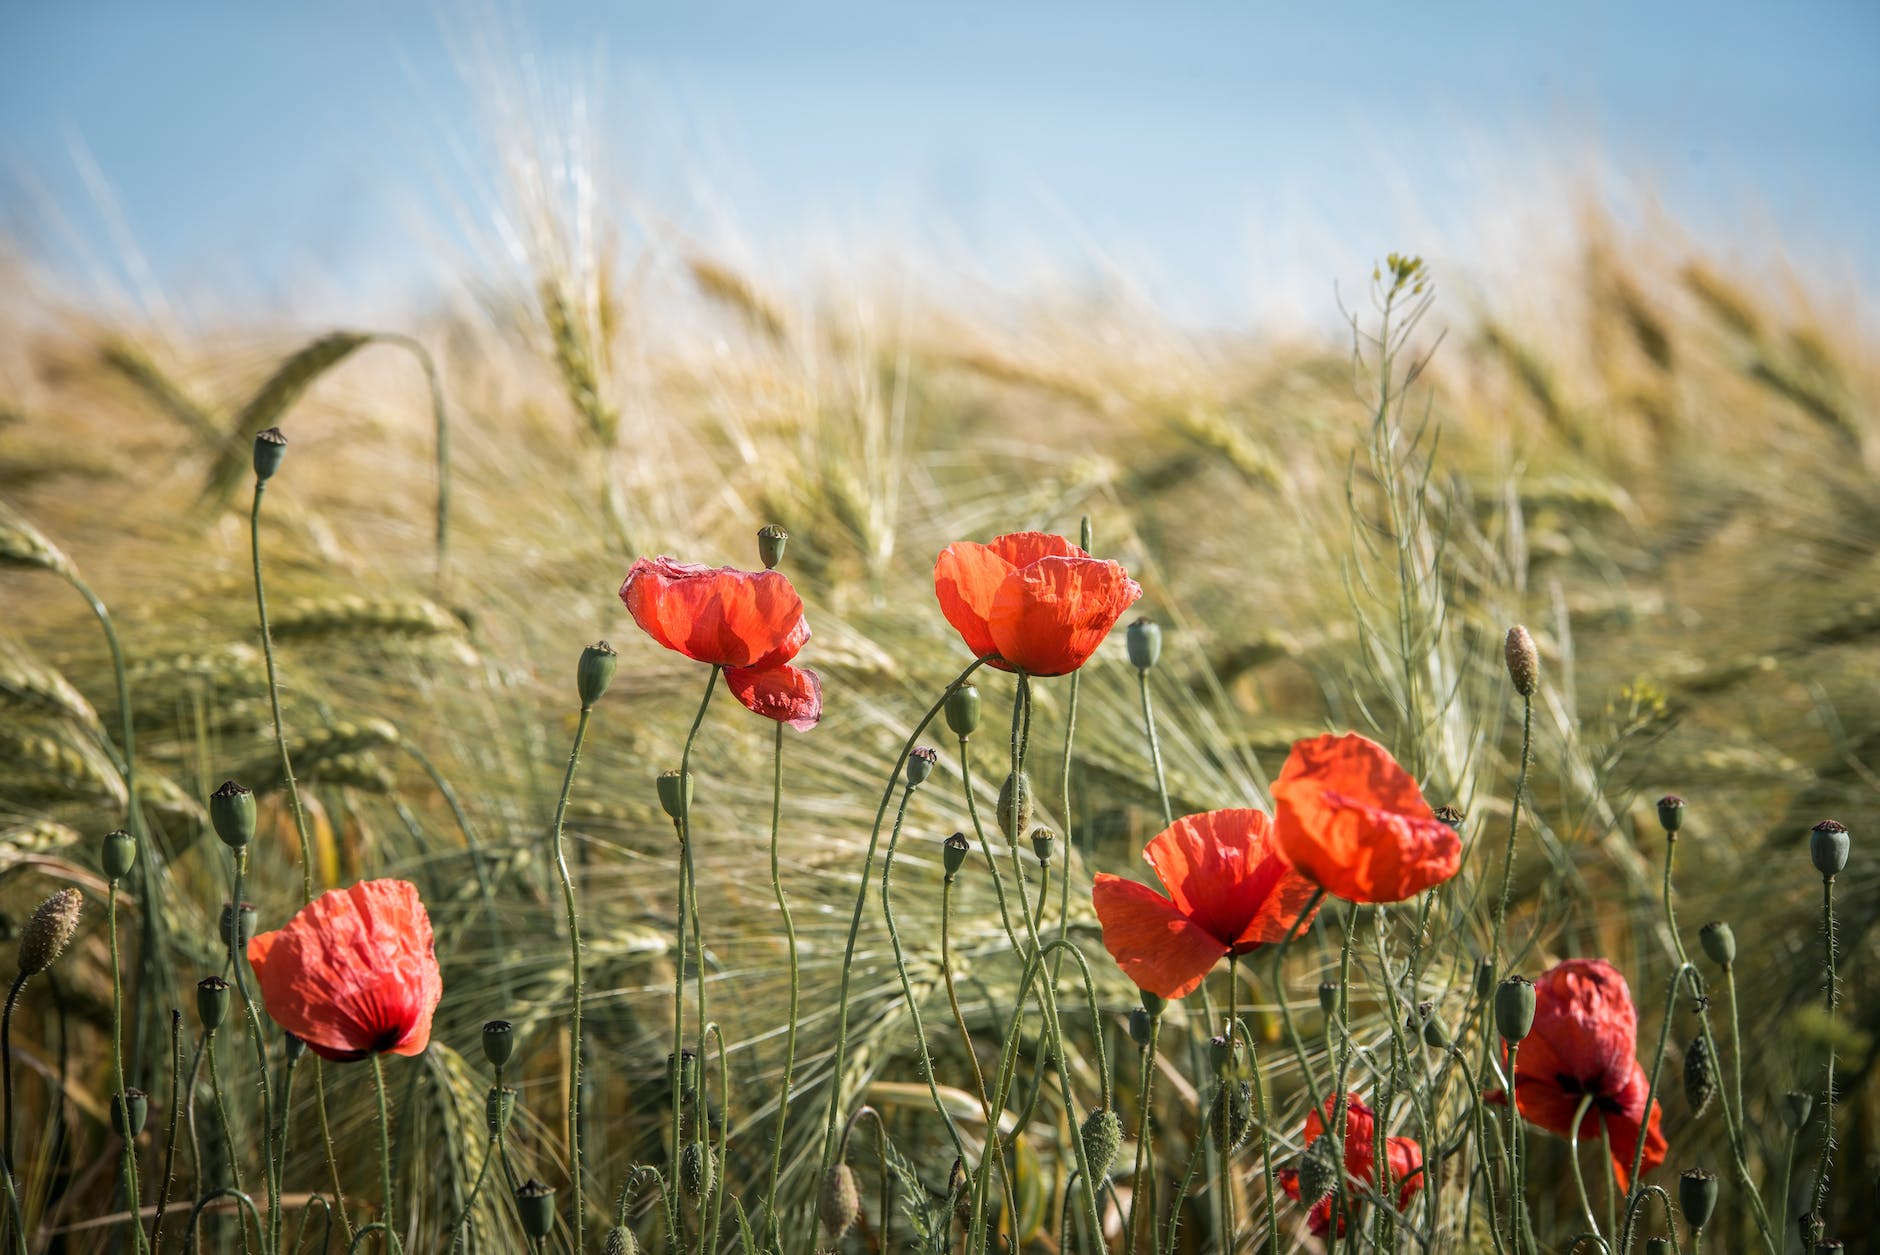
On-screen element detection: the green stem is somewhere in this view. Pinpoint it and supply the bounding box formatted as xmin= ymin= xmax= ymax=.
xmin=250 ymin=479 xmax=315 ymax=904
xmin=447 ymin=1138 xmax=495 ymax=1252
xmin=152 ymin=1012 xmax=185 ymax=1254
xmin=1135 ymin=669 xmax=1174 ymax=827
xmin=1811 ymin=874 xmax=1839 ymax=1219
xmin=1490 ymin=696 xmax=1532 ymax=976
xmin=228 ymin=850 xmax=280 ymax=1237
xmin=1219 ymin=961 xmax=1238 ymax=1255
xmin=206 ymin=1033 xmax=252 ymax=1255
xmin=939 ymin=877 xmax=1020 ymax=1234
xmin=550 ymin=702 xmax=595 ymax=1251
xmin=762 ymin=722 xmax=801 ymax=1244
xmin=1567 ymin=1093 xmax=1601 ymax=1242
xmin=370 ymin=1054 xmax=401 ymax=1253
xmin=109 ymin=887 xmax=149 ymax=1253
xmin=1505 ymin=1040 xmax=1526 ymax=1255
xmin=1123 ymin=1017 xmax=1160 ymax=1255
xmin=670 ymin=667 xmax=720 ymax=1247
xmin=1162 ymin=1133 xmax=1208 ymax=1255
xmin=312 ymin=1060 xmax=352 ymax=1241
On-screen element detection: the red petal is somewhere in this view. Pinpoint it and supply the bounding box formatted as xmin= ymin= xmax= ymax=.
xmin=1387 ymin=1137 xmax=1426 ymax=1209
xmin=620 ymin=557 xmax=809 ymax=670
xmin=933 ymin=541 xmax=1014 ymax=664
xmin=1138 ymin=809 xmax=1318 ymax=954
xmin=1529 ymin=959 xmax=1639 ymax=1087
xmin=1271 ymin=733 xmax=1460 ymax=903
xmin=986 ymin=555 xmax=1142 ymax=676
xmin=1600 ymin=1059 xmax=1668 ymax=1191
xmin=726 ymin=664 xmax=823 ymax=731
xmin=1091 ymin=874 xmax=1226 ymax=999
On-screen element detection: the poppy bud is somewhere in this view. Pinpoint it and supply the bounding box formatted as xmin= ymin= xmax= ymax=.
xmin=1680 ymin=1168 xmax=1718 ymax=1230
xmin=818 ymin=1162 xmax=860 ymax=1236
xmin=209 ymin=780 xmax=256 ymax=849
xmin=1140 ymin=990 xmax=1165 ymax=1018
xmin=253 ymin=426 xmax=288 ymax=481
xmin=101 ymin=829 xmax=137 ymax=881
xmin=483 ymin=1019 xmax=516 ymax=1069
xmin=1209 ymin=1080 xmax=1254 ymax=1152
xmin=603 ymin=1227 xmax=638 ymax=1255
xmin=577 ymin=641 xmax=618 ymax=707
xmin=945 ymin=684 xmax=981 ymax=738
xmin=1208 ymin=1033 xmax=1235 ymax=1072
xmin=1474 ymin=957 xmax=1495 ymax=999
xmin=1810 ymin=820 xmax=1850 ymax=879
xmin=1495 ymin=976 xmax=1536 ymax=1043
xmin=219 ymin=902 xmax=257 ymax=950
xmin=1504 ymin=625 xmax=1539 ymax=696
xmin=515 ymin=1180 xmax=556 ymax=1238
xmin=1030 ymin=827 xmax=1055 ymax=866
xmin=1684 ymin=1035 xmax=1715 ymax=1116
xmin=1780 ymin=1091 xmax=1813 ymax=1131
xmin=1645 ymin=1241 xmax=1671 ymax=1255
xmin=1657 ymin=794 xmax=1686 ymax=835
xmin=284 ymin=1032 xmax=306 ymax=1062
xmin=657 ymin=770 xmax=693 ymax=822
xmin=905 ymin=746 xmax=938 ymax=788
xmin=996 ymin=772 xmax=1031 ymax=843
xmin=1413 ymin=1001 xmax=1448 ymax=1048
xmin=17 ymin=889 xmax=82 ymax=977
xmin=1080 ymin=1108 xmax=1123 ymax=1180
xmin=757 ymin=524 xmax=789 ymax=570
xmin=1296 ymin=1134 xmax=1340 ymax=1204
xmin=487 ymin=1085 xmax=516 ymax=1137
xmin=1318 ymin=981 xmax=1339 ymax=1017
xmin=942 ymin=832 xmax=970 ymax=880
xmin=112 ymin=1089 xmax=148 ymax=1139
xmin=197 ymin=977 xmax=230 ymax=1030
xmin=680 ymin=1141 xmax=713 ymax=1200
xmin=1128 ymin=1007 xmax=1154 ymax=1048
xmin=1432 ymin=804 xmax=1465 ymax=831
xmin=1126 ymin=619 xmax=1162 ymax=671
xmin=1699 ymin=921 xmax=1736 ymax=969
xmin=668 ymin=1049 xmax=699 ymax=1098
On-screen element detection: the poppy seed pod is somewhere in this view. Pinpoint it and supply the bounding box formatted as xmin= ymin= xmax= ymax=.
xmin=1139 ymin=990 xmax=1166 ymax=1018
xmin=1810 ymin=820 xmax=1850 ymax=879
xmin=101 ymin=829 xmax=137 ymax=881
xmin=941 ymin=832 xmax=970 ymax=880
xmin=1474 ymin=957 xmax=1496 ymax=999
xmin=1699 ymin=921 xmax=1736 ymax=969
xmin=486 ymin=1085 xmax=516 ymax=1137
xmin=1432 ymin=804 xmax=1466 ymax=831
xmin=219 ymin=902 xmax=257 ymax=950
xmin=905 ymin=746 xmax=938 ymax=788
xmin=1684 ymin=1035 xmax=1715 ymax=1116
xmin=1128 ymin=1007 xmax=1154 ymax=1049
xmin=17 ymin=888 xmax=82 ymax=976
xmin=1030 ymin=827 xmax=1055 ymax=866
xmin=656 ymin=770 xmax=693 ymax=822
xmin=603 ymin=1227 xmax=638 ymax=1255
xmin=1208 ymin=1033 xmax=1235 ymax=1072
xmin=1412 ymin=1001 xmax=1448 ymax=1048
xmin=515 ymin=1180 xmax=556 ymax=1238
xmin=1318 ymin=982 xmax=1339 ymax=1017
xmin=1126 ymin=619 xmax=1162 ymax=671
xmin=1657 ymin=794 xmax=1686 ymax=835
xmin=253 ymin=426 xmax=288 ymax=481
xmin=1780 ymin=1090 xmax=1814 ymax=1131
xmin=996 ymin=772 xmax=1031 ymax=843
xmin=756 ymin=524 xmax=789 ymax=570
xmin=209 ymin=780 xmax=256 ymax=850
xmin=1495 ymin=975 xmax=1536 ymax=1043
xmin=819 ymin=1162 xmax=860 ymax=1236
xmin=197 ymin=977 xmax=231 ymax=1031
xmin=944 ymin=684 xmax=981 ymax=738
xmin=112 ymin=1089 xmax=148 ymax=1140
xmin=1816 ymin=1240 xmax=1844 ymax=1252
xmin=1504 ymin=625 xmax=1539 ymax=696
xmin=1680 ymin=1168 xmax=1719 ymax=1230
xmin=284 ymin=1032 xmax=306 ymax=1062
xmin=1645 ymin=1241 xmax=1671 ymax=1255
xmin=680 ymin=1141 xmax=713 ymax=1200
xmin=482 ymin=1019 xmax=516 ymax=1069
xmin=1080 ymin=1108 xmax=1123 ymax=1180
xmin=577 ymin=640 xmax=618 ymax=707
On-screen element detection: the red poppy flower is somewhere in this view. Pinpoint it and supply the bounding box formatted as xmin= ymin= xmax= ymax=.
xmin=724 ymin=663 xmax=823 ymax=731
xmin=933 ymin=532 xmax=1141 ymax=675
xmin=1092 ymin=809 xmax=1320 ymax=999
xmin=1486 ymin=958 xmax=1667 ymax=1190
xmin=247 ymin=879 xmax=443 ymax=1063
xmin=1276 ymin=1093 xmax=1425 ymax=1236
xmin=1270 ymin=733 xmax=1461 ymax=904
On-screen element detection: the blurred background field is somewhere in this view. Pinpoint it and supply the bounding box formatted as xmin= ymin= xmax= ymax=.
xmin=2 ymin=4 xmax=1878 ymax=1250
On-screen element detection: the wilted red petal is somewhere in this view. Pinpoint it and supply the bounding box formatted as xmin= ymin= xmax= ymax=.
xmin=620 ymin=557 xmax=809 ymax=670
xmin=986 ymin=555 xmax=1142 ymax=675
xmin=1140 ymin=809 xmax=1318 ymax=954
xmin=1271 ymin=733 xmax=1460 ymax=903
xmin=248 ymin=879 xmax=442 ymax=1062
xmin=1091 ymin=874 xmax=1228 ymax=999
xmin=1600 ymin=1062 xmax=1668 ymax=1190
xmin=726 ymin=664 xmax=823 ymax=731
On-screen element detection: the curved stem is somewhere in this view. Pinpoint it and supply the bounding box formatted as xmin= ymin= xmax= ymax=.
xmin=761 ymin=722 xmax=801 ymax=1245
xmin=1162 ymin=1133 xmax=1208 ymax=1255
xmin=939 ymin=877 xmax=1019 ymax=1233
xmin=205 ymin=1033 xmax=251 ymax=1255
xmin=181 ymin=1189 xmax=265 ymax=1250
xmin=1134 ymin=670 xmax=1174 ymax=828
xmin=550 ymin=702 xmax=595 ymax=1251
xmin=369 ymin=1054 xmax=401 ymax=1253
xmin=1566 ymin=1093 xmax=1601 ymax=1243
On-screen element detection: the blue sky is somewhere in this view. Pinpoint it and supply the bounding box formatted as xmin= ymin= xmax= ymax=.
xmin=4 ymin=2 xmax=1877 ymax=327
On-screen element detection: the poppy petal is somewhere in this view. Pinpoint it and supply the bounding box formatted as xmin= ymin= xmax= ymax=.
xmin=1091 ymin=874 xmax=1227 ymax=999
xmin=1528 ymin=959 xmax=1638 ymax=1088
xmin=1138 ymin=810 xmax=1319 ymax=953
xmin=620 ymin=557 xmax=810 ymax=670
xmin=1600 ymin=1060 xmax=1668 ymax=1191
xmin=986 ymin=531 xmax=1085 ymax=567
xmin=933 ymin=541 xmax=1014 ymax=664
xmin=726 ymin=664 xmax=823 ymax=731
xmin=987 ymin=555 xmax=1143 ymax=676
xmin=1271 ymin=733 xmax=1460 ymax=903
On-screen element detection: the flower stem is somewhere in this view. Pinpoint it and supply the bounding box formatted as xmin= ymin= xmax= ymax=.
xmin=1490 ymin=695 xmax=1531 ymax=975
xmin=550 ymin=700 xmax=595 ymax=1251
xmin=670 ymin=666 xmax=720 ymax=1247
xmin=205 ymin=1033 xmax=251 ymax=1255
xmin=1505 ymin=1040 xmax=1527 ymax=1255
xmin=152 ymin=1012 xmax=184 ymax=1254
xmin=108 ymin=885 xmax=149 ymax=1253
xmin=1811 ymin=874 xmax=1839 ymax=1220
xmin=761 ymin=722 xmax=801 ymax=1245
xmin=1135 ymin=669 xmax=1174 ymax=827
xmin=370 ymin=1053 xmax=401 ymax=1253
xmin=227 ymin=850 xmax=279 ymax=1234
xmin=1566 ymin=1093 xmax=1601 ymax=1242
xmin=1124 ymin=1013 xmax=1160 ymax=1255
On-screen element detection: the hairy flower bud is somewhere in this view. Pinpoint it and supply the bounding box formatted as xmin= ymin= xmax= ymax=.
xmin=284 ymin=1032 xmax=306 ymax=1062
xmin=756 ymin=524 xmax=789 ymax=571
xmin=1810 ymin=820 xmax=1850 ymax=879
xmin=577 ymin=641 xmax=618 ymax=707
xmin=1699 ymin=921 xmax=1736 ymax=969
xmin=1128 ymin=1007 xmax=1154 ymax=1049
xmin=209 ymin=780 xmax=256 ymax=849
xmin=1683 ymin=1035 xmax=1715 ymax=1116
xmin=603 ymin=1226 xmax=638 ymax=1255
xmin=942 ymin=832 xmax=970 ymax=880
xmin=219 ymin=902 xmax=257 ymax=951
xmin=1496 ymin=976 xmax=1536 ymax=1043
xmin=196 ymin=976 xmax=230 ymax=1031
xmin=944 ymin=684 xmax=981 ymax=739
xmin=17 ymin=888 xmax=82 ymax=976
xmin=1126 ymin=619 xmax=1162 ymax=671
xmin=515 ymin=1180 xmax=556 ymax=1238
xmin=253 ymin=426 xmax=288 ymax=481
xmin=1080 ymin=1108 xmax=1123 ymax=1180
xmin=680 ymin=1142 xmax=713 ymax=1200
xmin=657 ymin=770 xmax=693 ymax=822
xmin=101 ymin=829 xmax=137 ymax=881
xmin=1504 ymin=625 xmax=1539 ymax=697
xmin=819 ymin=1162 xmax=861 ymax=1235
xmin=996 ymin=772 xmax=1031 ymax=843
xmin=1657 ymin=794 xmax=1686 ymax=835
xmin=905 ymin=746 xmax=938 ymax=788
xmin=1296 ymin=1135 xmax=1341 ymax=1204
xmin=1209 ymin=1080 xmax=1254 ymax=1152
xmin=1680 ymin=1168 xmax=1719 ymax=1230
xmin=482 ymin=1019 xmax=516 ymax=1069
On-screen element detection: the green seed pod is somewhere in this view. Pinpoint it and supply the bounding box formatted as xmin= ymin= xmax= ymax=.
xmin=219 ymin=902 xmax=258 ymax=950
xmin=253 ymin=427 xmax=288 ymax=481
xmin=1318 ymin=981 xmax=1339 ymax=1017
xmin=1296 ymin=1134 xmax=1341 ymax=1204
xmin=1080 ymin=1108 xmax=1123 ymax=1180
xmin=17 ymin=888 xmax=82 ymax=976
xmin=1780 ymin=1090 xmax=1814 ymax=1131
xmin=818 ymin=1161 xmax=860 ymax=1236
xmin=1810 ymin=820 xmax=1850 ymax=879
xmin=1699 ymin=921 xmax=1736 ymax=969
xmin=284 ymin=1032 xmax=306 ymax=1062
xmin=515 ymin=1179 xmax=556 ymax=1238
xmin=1816 ymin=1240 xmax=1844 ymax=1252
xmin=196 ymin=977 xmax=230 ymax=1031
xmin=942 ymin=832 xmax=970 ymax=880
xmin=1683 ymin=1035 xmax=1715 ymax=1117
xmin=1208 ymin=1033 xmax=1235 ymax=1073
xmin=680 ymin=1141 xmax=713 ymax=1200
xmin=209 ymin=779 xmax=255 ymax=850
xmin=905 ymin=746 xmax=938 ymax=787
xmin=577 ymin=640 xmax=618 ymax=707
xmin=112 ymin=1089 xmax=148 ymax=1139
xmin=1645 ymin=1240 xmax=1671 ymax=1255
xmin=1657 ymin=794 xmax=1686 ymax=835
xmin=756 ymin=524 xmax=789 ymax=570
xmin=1432 ymin=804 xmax=1466 ymax=831
xmin=656 ymin=770 xmax=693 ymax=822
xmin=101 ymin=829 xmax=137 ymax=881
xmin=1126 ymin=619 xmax=1162 ymax=671
xmin=1474 ymin=957 xmax=1496 ymax=999
xmin=486 ymin=1085 xmax=516 ymax=1137
xmin=1140 ymin=990 xmax=1165 ymax=1018
xmin=1029 ymin=826 xmax=1055 ymax=866
xmin=1209 ymin=1080 xmax=1255 ymax=1152
xmin=1128 ymin=1007 xmax=1154 ymax=1049
xmin=1504 ymin=625 xmax=1539 ymax=696
xmin=483 ymin=1019 xmax=516 ymax=1069
xmin=668 ymin=1049 xmax=699 ymax=1099
xmin=1679 ymin=1168 xmax=1719 ymax=1230
xmin=603 ymin=1226 xmax=638 ymax=1255
xmin=1412 ymin=1001 xmax=1449 ymax=1049
xmin=944 ymin=684 xmax=981 ymax=738
xmin=1495 ymin=976 xmax=1536 ymax=1043
xmin=996 ymin=772 xmax=1031 ymax=843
